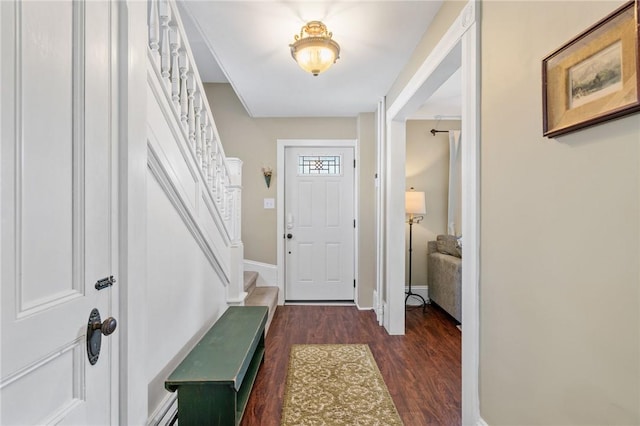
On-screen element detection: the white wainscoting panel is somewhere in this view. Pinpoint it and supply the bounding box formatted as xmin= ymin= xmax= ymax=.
xmin=146 ymin=158 xmax=228 ymax=416
xmin=146 ymin=94 xmax=199 ymax=213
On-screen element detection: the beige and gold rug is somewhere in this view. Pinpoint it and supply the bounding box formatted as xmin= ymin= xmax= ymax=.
xmin=281 ymin=344 xmax=404 ymax=426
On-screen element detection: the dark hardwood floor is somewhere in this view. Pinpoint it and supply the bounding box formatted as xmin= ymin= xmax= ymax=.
xmin=242 ymin=303 xmax=461 ymax=426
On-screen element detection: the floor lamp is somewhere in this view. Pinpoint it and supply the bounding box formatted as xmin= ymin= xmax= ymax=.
xmin=405 ymin=188 xmax=427 ymax=311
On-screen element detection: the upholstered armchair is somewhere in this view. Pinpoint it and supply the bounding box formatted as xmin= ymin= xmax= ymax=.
xmin=427 ymin=235 xmax=462 ymax=323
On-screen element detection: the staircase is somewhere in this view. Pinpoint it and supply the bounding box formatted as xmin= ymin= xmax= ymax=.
xmin=243 ymin=271 xmax=278 ymax=333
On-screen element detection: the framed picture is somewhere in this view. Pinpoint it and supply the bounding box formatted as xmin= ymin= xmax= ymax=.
xmin=542 ymin=0 xmax=639 ymax=138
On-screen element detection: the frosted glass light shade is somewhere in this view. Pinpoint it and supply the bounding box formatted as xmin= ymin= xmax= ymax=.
xmin=290 ymin=21 xmax=340 ymax=76
xmin=405 ymin=191 xmax=426 ymax=215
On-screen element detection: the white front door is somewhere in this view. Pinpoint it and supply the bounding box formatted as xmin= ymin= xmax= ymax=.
xmin=284 ymin=146 xmax=355 ymax=301
xmin=1 ymin=1 xmax=116 ymax=424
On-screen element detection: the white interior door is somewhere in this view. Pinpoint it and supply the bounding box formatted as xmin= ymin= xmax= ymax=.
xmin=284 ymin=146 xmax=355 ymax=301
xmin=1 ymin=1 xmax=116 ymax=424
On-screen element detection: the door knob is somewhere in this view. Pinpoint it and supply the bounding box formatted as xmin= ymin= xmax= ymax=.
xmin=287 ymin=233 xmax=293 ymax=239
xmin=86 ymin=308 xmax=117 ymax=365
xmin=93 ymin=316 xmax=117 ymax=336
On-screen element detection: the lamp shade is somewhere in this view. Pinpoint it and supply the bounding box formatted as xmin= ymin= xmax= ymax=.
xmin=292 ymin=41 xmax=339 ymax=75
xmin=405 ymin=190 xmax=426 ymax=215
xmin=290 ymin=21 xmax=340 ymax=76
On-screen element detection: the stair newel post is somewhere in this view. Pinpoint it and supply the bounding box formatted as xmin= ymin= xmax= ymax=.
xmin=194 ymin=92 xmax=202 ymax=166
xmin=158 ymin=0 xmax=171 ymax=81
xmin=233 ymin=186 xmax=242 ymax=244
xmin=224 ymin=187 xmax=230 ymax=221
xmin=225 ymin=177 xmax=232 ymax=222
xmin=169 ymin=26 xmax=180 ymax=104
xmin=226 ymin=158 xmax=245 ymax=306
xmin=148 ymin=0 xmax=160 ymax=62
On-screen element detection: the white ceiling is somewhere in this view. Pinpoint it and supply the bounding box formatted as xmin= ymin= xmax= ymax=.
xmin=178 ymin=1 xmax=460 ymax=118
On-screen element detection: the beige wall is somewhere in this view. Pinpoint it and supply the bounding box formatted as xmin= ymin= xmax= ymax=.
xmin=481 ymin=1 xmax=640 ymax=424
xmin=405 ymin=120 xmax=460 ymax=287
xmin=357 ymin=113 xmax=376 ymax=307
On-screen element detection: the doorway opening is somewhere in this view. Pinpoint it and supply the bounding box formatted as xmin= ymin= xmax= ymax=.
xmin=276 ymin=139 xmax=358 ymax=305
xmin=377 ymin=1 xmax=481 ymax=424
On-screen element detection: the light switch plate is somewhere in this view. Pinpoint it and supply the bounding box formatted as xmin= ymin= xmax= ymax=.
xmin=264 ymin=198 xmax=275 ymax=209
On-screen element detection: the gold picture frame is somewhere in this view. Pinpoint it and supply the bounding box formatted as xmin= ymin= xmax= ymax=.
xmin=543 ymin=0 xmax=639 ymax=138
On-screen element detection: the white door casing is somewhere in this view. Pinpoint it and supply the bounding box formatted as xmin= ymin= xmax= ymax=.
xmin=1 ymin=1 xmax=117 ymax=424
xmin=284 ymin=146 xmax=355 ymax=301
xmin=382 ymin=0 xmax=481 ymax=424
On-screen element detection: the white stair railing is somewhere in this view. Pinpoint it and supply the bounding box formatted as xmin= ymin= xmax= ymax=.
xmin=147 ymin=0 xmax=239 ymax=242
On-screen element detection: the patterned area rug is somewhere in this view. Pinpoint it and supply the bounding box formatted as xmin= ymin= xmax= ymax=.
xmin=281 ymin=344 xmax=404 ymax=425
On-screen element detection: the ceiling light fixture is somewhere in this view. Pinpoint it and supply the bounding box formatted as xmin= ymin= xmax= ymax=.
xmin=289 ymin=21 xmax=340 ymax=76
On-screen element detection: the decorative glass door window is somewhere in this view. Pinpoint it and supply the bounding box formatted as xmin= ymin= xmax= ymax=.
xmin=298 ymin=155 xmax=342 ymax=176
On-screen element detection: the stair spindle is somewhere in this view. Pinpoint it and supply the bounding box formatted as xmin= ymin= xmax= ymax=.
xmin=187 ymin=73 xmax=196 ymax=148
xmin=159 ymin=0 xmax=171 ymax=80
xmin=148 ymin=0 xmax=160 ymax=60
xmin=179 ymin=51 xmax=188 ymax=127
xmin=147 ymin=0 xmax=242 ymax=240
xmin=201 ymin=115 xmax=209 ymax=173
xmin=194 ymin=92 xmax=202 ymax=166
xmin=216 ymin=157 xmax=223 ymax=202
xmin=169 ymin=26 xmax=180 ymax=103
xmin=208 ymin=131 xmax=216 ymax=190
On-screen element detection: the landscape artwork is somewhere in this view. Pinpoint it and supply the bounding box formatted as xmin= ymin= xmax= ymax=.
xmin=542 ymin=0 xmax=639 ymax=138
xmin=569 ymin=41 xmax=622 ymax=109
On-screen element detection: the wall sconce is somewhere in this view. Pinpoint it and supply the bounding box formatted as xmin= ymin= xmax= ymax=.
xmin=262 ymin=167 xmax=273 ymax=188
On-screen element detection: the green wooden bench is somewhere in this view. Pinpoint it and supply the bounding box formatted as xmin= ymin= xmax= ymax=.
xmin=165 ymin=306 xmax=269 ymax=426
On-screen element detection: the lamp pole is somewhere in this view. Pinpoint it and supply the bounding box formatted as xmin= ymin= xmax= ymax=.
xmin=406 ymin=214 xmax=427 ymax=311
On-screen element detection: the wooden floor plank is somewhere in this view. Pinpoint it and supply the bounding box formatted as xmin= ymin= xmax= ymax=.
xmin=241 ymin=304 xmax=461 ymax=426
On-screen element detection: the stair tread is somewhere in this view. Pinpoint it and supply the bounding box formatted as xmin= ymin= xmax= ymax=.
xmin=245 ymin=287 xmax=278 ymax=306
xmin=243 ymin=271 xmax=278 ymax=334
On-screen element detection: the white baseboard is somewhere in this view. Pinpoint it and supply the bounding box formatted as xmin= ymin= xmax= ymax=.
xmin=146 ymin=393 xmax=177 ymax=426
xmin=382 ymin=302 xmax=388 ymax=327
xmin=244 ymin=260 xmax=277 ymax=287
xmin=372 ymin=290 xmax=379 ymax=319
xmin=356 ymin=303 xmax=374 ymax=311
xmin=477 ymin=417 xmax=488 ymax=426
xmin=404 ymin=285 xmax=429 ymax=306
